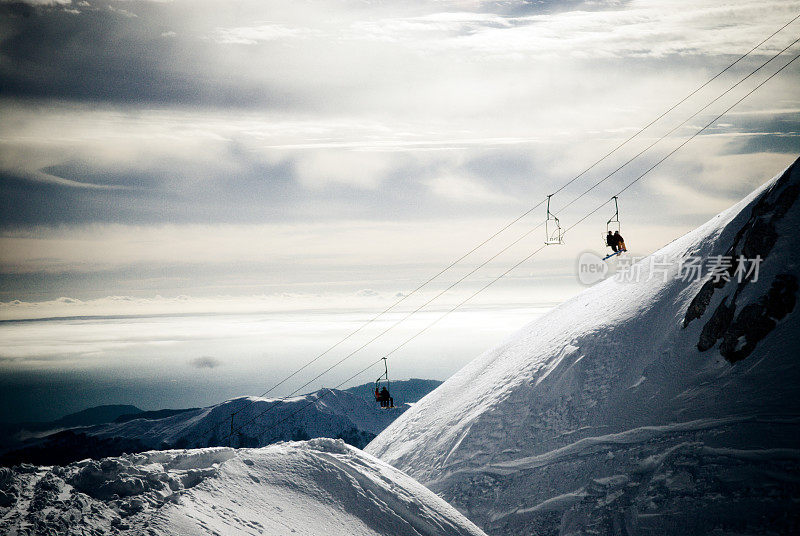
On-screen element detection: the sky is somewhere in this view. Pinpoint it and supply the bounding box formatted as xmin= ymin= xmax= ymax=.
xmin=1 ymin=0 xmax=799 ymax=421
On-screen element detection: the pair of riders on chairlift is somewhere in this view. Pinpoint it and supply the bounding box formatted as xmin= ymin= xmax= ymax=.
xmin=374 ymin=386 xmax=394 ymax=408
xmin=606 ymin=230 xmax=627 ymax=253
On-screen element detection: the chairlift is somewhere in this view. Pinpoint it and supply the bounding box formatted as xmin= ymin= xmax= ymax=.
xmin=603 ymin=196 xmax=621 ymax=247
xmin=545 ymin=195 xmax=564 ymax=245
xmin=374 ymin=357 xmax=395 ymax=409
xmin=607 ymin=196 xmax=621 ymax=234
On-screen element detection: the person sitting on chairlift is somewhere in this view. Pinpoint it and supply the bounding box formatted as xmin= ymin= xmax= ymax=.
xmin=613 ymin=231 xmax=627 ymax=253
xmin=375 ymin=387 xmax=381 ymax=404
xmin=606 ymin=231 xmax=617 ymax=252
xmin=380 ymin=386 xmax=393 ymax=408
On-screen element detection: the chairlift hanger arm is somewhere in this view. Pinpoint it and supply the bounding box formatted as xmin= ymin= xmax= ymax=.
xmin=546 ymin=195 xmax=560 ymax=221
xmin=376 ymin=357 xmax=390 ymax=384
xmin=545 ymin=194 xmax=564 ymax=245
xmin=607 ymin=196 xmax=620 ymax=225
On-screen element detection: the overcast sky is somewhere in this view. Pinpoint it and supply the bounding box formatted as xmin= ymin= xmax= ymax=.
xmin=1 ymin=0 xmax=799 ymax=419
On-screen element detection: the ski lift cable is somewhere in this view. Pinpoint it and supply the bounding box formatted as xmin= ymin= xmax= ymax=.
xmin=233 ymin=201 xmax=542 ymax=415
xmin=229 ymin=14 xmax=800 ymax=416
xmin=227 ymin=222 xmax=554 ymax=440
xmin=227 ymin=41 xmax=800 ymax=440
xmin=223 ymin=19 xmax=800 ymax=436
xmin=227 ymin=52 xmax=799 ymax=445
xmin=371 ymin=40 xmax=797 ymax=366
xmin=547 ymin=11 xmax=800 ymax=200
xmin=228 ymin=217 xmax=553 ymax=428
xmin=553 ymin=33 xmax=800 ymax=218
xmin=372 ymin=53 xmax=800 ymax=356
xmin=569 ymin=51 xmax=800 ymax=231
xmin=546 ymin=33 xmax=800 ymax=242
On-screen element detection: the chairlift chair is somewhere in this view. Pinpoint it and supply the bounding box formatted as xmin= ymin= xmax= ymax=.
xmin=374 ymin=357 xmax=395 ymax=409
xmin=603 ymin=196 xmax=621 ymax=247
xmin=545 ymin=195 xmax=564 ymax=245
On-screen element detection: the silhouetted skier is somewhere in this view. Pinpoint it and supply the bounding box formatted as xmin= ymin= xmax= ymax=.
xmin=380 ymin=387 xmax=393 ymax=408
xmin=607 ymin=231 xmax=617 ymax=252
xmin=614 ymin=231 xmax=627 ymax=252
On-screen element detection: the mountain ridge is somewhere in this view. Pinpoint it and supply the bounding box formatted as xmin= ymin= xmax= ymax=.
xmin=1 ymin=386 xmax=421 ymax=467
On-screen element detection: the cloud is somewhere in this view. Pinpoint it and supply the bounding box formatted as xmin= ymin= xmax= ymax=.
xmin=213 ymin=23 xmax=317 ymax=45
xmin=356 ymin=289 xmax=379 ymax=297
xmin=349 ymin=11 xmax=513 ymax=42
xmin=0 ymin=218 xmax=526 ymax=274
xmin=0 ymin=0 xmax=798 ymax=305
xmin=346 ymin=1 xmax=800 ymax=59
xmin=293 ymin=150 xmax=397 ymax=190
xmin=425 ymin=174 xmax=514 ymax=204
xmin=190 ymin=356 xmax=221 ymax=369
xmin=0 ymin=2 xmax=301 ymax=107
xmin=2 ymin=0 xmax=72 ymax=6
xmin=3 ymin=0 xmax=796 ymax=114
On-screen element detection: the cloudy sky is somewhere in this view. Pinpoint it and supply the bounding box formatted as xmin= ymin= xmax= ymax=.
xmin=1 ymin=0 xmax=799 ymax=420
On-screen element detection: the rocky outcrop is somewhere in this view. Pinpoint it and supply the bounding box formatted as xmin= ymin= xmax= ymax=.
xmin=684 ymin=161 xmax=800 ymax=362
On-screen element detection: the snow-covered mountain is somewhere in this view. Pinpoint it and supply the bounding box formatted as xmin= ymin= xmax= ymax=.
xmin=367 ymin=158 xmax=800 ymax=535
xmin=3 ymin=380 xmax=447 ymax=466
xmin=2 ymin=388 xmax=405 ymax=466
xmin=0 ymin=438 xmax=487 ymax=536
xmin=97 ymin=388 xmax=401 ymax=449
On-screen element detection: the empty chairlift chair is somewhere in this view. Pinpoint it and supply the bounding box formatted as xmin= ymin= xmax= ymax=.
xmin=545 ymin=195 xmax=564 ymax=245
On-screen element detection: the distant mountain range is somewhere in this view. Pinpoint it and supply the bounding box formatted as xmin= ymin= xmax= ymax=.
xmin=0 ymin=404 xmax=144 ymax=450
xmin=0 ymin=379 xmax=442 ymax=467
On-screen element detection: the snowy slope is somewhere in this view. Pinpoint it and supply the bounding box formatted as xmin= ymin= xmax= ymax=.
xmin=3 ymin=388 xmax=405 ymax=466
xmin=0 ymin=438 xmax=487 ymax=536
xmin=367 ymin=158 xmax=800 ymax=535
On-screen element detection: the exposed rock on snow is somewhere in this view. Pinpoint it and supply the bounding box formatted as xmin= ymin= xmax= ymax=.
xmin=685 ymin=167 xmax=800 ymax=361
xmin=0 ymin=439 xmax=487 ymax=536
xmin=367 ymin=158 xmax=800 ymax=535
